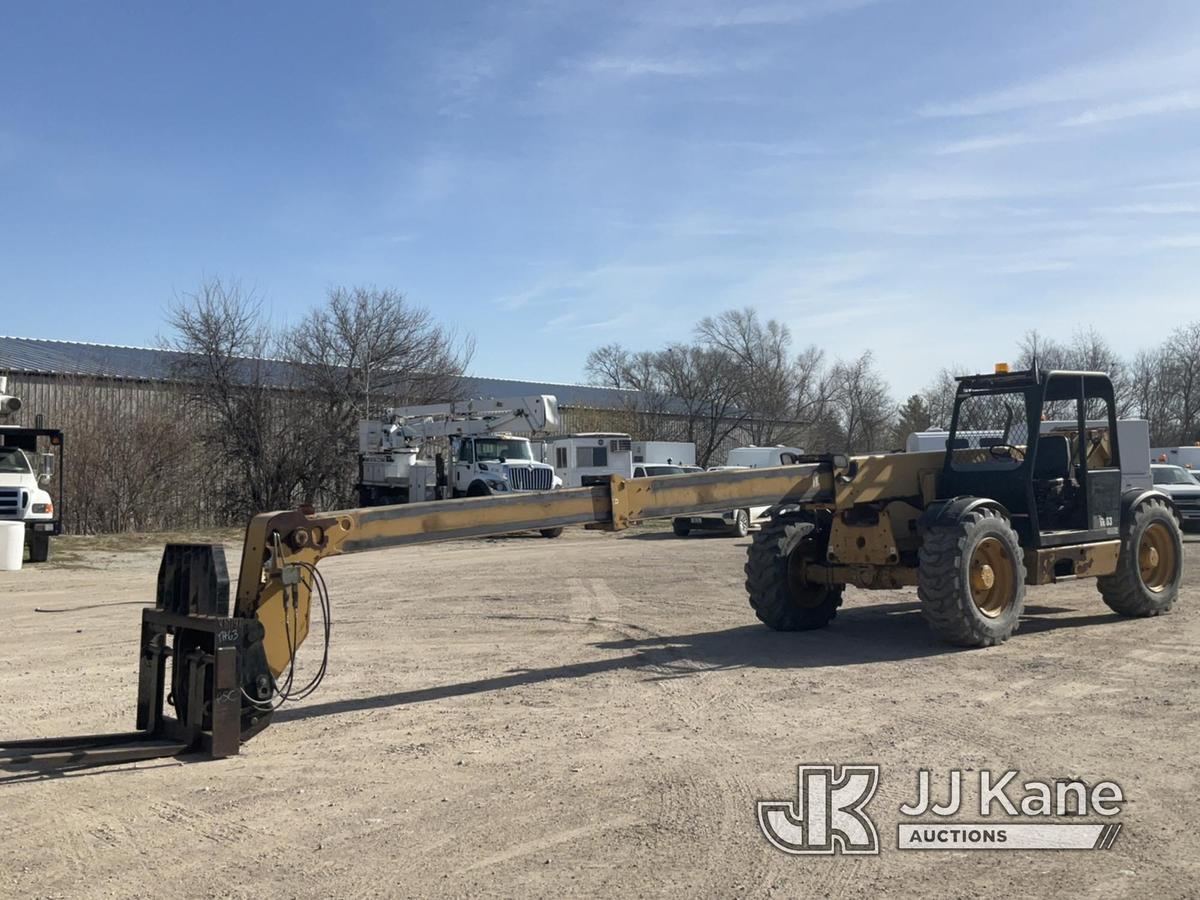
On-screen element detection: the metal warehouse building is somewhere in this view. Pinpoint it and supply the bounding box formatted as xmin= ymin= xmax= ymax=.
xmin=0 ymin=335 xmax=643 ymax=429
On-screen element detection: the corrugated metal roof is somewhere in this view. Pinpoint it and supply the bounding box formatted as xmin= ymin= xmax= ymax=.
xmin=0 ymin=335 xmax=641 ymax=410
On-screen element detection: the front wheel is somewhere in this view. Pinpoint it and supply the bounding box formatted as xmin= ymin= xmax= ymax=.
xmin=1097 ymin=499 xmax=1182 ymax=616
xmin=918 ymin=508 xmax=1026 ymax=647
xmin=730 ymin=509 xmax=750 ymax=538
xmin=672 ymin=519 xmax=691 ymax=537
xmin=539 ymin=527 xmax=564 ymax=539
xmin=744 ymin=518 xmax=843 ymax=631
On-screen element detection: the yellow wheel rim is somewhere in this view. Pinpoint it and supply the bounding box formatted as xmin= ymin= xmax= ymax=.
xmin=1138 ymin=522 xmax=1177 ymax=593
xmin=969 ymin=537 xmax=1016 ymax=618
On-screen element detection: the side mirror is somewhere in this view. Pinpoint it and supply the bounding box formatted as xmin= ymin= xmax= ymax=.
xmin=38 ymin=452 xmax=55 ymax=484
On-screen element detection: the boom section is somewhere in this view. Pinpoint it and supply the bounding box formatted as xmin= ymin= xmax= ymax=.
xmin=234 ymin=463 xmax=833 ymax=616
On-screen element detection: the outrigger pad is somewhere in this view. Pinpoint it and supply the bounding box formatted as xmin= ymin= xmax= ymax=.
xmin=156 ymin=544 xmax=230 ymax=617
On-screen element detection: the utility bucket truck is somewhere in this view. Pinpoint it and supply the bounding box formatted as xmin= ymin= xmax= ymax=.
xmin=357 ymin=395 xmax=564 ymax=537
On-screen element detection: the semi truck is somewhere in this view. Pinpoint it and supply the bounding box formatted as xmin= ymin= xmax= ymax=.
xmin=0 ymin=376 xmax=62 ymax=563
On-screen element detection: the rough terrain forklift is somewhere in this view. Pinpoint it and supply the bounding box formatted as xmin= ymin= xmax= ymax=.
xmin=744 ymin=365 xmax=1182 ymax=647
xmin=0 ymin=366 xmax=1182 ymax=772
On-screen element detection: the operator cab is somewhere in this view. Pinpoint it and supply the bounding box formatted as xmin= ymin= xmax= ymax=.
xmin=941 ymin=366 xmax=1123 ymax=549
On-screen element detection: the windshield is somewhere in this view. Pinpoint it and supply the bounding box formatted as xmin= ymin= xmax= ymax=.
xmin=641 ymin=465 xmax=686 ymax=477
xmin=0 ymin=447 xmax=32 ymax=474
xmin=472 ymin=438 xmax=533 ymax=462
xmin=949 ymin=391 xmax=1028 ymax=471
xmin=1153 ymin=466 xmax=1197 ymax=486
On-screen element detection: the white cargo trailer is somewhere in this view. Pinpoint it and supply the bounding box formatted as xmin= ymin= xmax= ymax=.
xmin=632 ymin=441 xmax=696 ymax=467
xmin=548 ymin=433 xmax=634 ymax=487
xmin=1152 ymin=445 xmax=1200 ymax=471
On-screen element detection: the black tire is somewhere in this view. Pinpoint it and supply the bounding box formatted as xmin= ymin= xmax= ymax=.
xmin=466 ymin=481 xmax=492 ymax=497
xmin=28 ymin=531 xmax=50 ymax=564
xmin=672 ymin=519 xmax=691 ymax=537
xmin=744 ymin=517 xmax=843 ymax=631
xmin=730 ymin=509 xmax=750 ymax=538
xmin=918 ymin=508 xmax=1026 ymax=647
xmin=539 ymin=527 xmax=564 ymax=539
xmin=1097 ymin=499 xmax=1182 ymax=617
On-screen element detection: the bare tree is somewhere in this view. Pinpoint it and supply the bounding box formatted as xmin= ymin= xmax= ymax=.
xmin=584 ymin=343 xmax=680 ymax=441
xmin=284 ymin=286 xmax=474 ymax=502
xmin=921 ymin=365 xmax=963 ymax=430
xmin=654 ymin=343 xmax=752 ymax=466
xmin=696 ymin=308 xmax=807 ymax=446
xmin=828 ymin=351 xmax=894 ymax=453
xmin=1016 ymin=329 xmax=1068 ymax=372
xmin=583 ymin=343 xmax=631 ymax=390
xmin=286 ymin=286 xmax=473 ymax=418
xmin=165 ymin=279 xmax=306 ymax=518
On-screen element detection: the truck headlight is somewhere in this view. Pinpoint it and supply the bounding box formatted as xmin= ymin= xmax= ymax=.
xmin=487 ymin=480 xmax=509 ymax=492
xmin=32 ymin=503 xmax=53 ymax=515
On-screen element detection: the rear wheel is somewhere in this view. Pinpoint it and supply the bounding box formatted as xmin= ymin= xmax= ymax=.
xmin=730 ymin=509 xmax=750 ymax=538
xmin=744 ymin=518 xmax=843 ymax=631
xmin=1097 ymin=499 xmax=1182 ymax=616
xmin=672 ymin=519 xmax=691 ymax=537
xmin=539 ymin=527 xmax=564 ymax=539
xmin=919 ymin=508 xmax=1026 ymax=647
xmin=28 ymin=532 xmax=50 ymax=563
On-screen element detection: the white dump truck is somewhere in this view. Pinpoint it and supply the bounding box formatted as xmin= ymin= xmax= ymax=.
xmin=357 ymin=395 xmax=564 ymax=537
xmin=0 ymin=377 xmax=61 ymax=563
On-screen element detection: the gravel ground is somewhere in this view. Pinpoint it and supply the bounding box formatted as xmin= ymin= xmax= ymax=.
xmin=1 ymin=527 xmax=1197 ymax=898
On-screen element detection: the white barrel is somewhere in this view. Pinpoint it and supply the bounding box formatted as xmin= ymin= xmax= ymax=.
xmin=0 ymin=522 xmax=24 ymax=571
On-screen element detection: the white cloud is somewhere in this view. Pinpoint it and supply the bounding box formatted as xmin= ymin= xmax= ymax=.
xmin=581 ymin=55 xmax=714 ymax=78
xmin=1153 ymin=233 xmax=1200 ymax=249
xmin=1100 ymin=202 xmax=1200 ymax=215
xmin=639 ymin=0 xmax=886 ymax=29
xmin=919 ymin=48 xmax=1200 ymax=119
xmin=990 ymin=259 xmax=1073 ymax=275
xmin=932 ymin=131 xmax=1045 ymax=155
xmin=1145 ymin=178 xmax=1200 ymax=191
xmin=1060 ymin=90 xmax=1200 ymax=127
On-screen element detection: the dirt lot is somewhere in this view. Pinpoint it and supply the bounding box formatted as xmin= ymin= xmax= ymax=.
xmin=1 ymin=526 xmax=1198 ymax=898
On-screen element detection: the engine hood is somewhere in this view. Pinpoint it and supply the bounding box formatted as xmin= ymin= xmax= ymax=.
xmin=1159 ymin=484 xmax=1200 ymax=498
xmin=0 ymin=473 xmax=35 ymax=489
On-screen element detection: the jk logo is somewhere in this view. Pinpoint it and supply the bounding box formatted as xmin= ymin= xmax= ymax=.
xmin=758 ymin=765 xmax=881 ymax=855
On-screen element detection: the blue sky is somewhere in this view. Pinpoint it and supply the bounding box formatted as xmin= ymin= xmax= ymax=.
xmin=2 ymin=1 xmax=1199 ymax=397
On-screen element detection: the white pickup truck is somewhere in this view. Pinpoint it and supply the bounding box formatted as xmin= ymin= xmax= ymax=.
xmin=671 ymin=446 xmax=804 ymax=539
